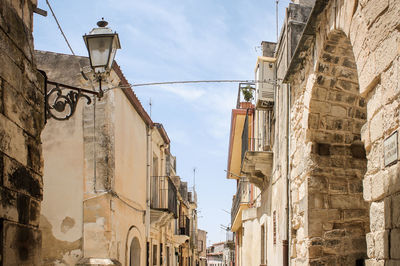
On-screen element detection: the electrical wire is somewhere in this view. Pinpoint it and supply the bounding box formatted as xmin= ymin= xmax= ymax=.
xmin=46 ymin=0 xmax=75 ymax=55
xmin=102 ymin=79 xmax=280 ymax=93
xmin=130 ymin=79 xmax=277 ymax=87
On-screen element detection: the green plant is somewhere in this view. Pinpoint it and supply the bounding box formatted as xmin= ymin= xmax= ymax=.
xmin=241 ymin=86 xmax=254 ymax=102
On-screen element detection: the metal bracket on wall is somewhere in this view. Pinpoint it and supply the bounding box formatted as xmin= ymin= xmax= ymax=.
xmin=46 ymin=80 xmax=100 ymax=121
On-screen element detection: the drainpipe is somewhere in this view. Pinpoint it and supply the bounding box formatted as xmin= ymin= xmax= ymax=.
xmin=146 ymin=125 xmax=153 ymax=251
xmin=283 ymin=8 xmax=290 ymax=266
xmin=286 ymin=83 xmax=291 ymax=266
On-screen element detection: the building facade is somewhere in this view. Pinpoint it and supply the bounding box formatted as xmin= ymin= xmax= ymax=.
xmin=206 ymin=241 xmax=234 ymax=266
xmin=227 ymin=0 xmax=400 ymax=265
xmin=36 ymin=51 xmax=201 ymax=266
xmin=197 ymin=229 xmax=208 ymax=266
xmin=285 ymin=0 xmax=400 ymax=264
xmin=227 ymin=100 xmax=262 ymax=266
xmin=37 ymin=51 xmax=150 ymax=265
xmin=207 ymin=242 xmax=224 ymax=266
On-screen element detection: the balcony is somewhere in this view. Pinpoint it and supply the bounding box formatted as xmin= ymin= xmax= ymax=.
xmin=179 ymin=216 xmax=190 ymax=236
xmin=231 ymin=178 xmax=251 ymax=232
xmin=241 ymin=113 xmax=273 ymax=189
xmin=241 ymin=150 xmax=273 ymax=188
xmin=225 ymin=231 xmax=235 ymax=250
xmin=150 ymin=176 xmax=178 ymax=224
xmin=173 ymin=215 xmax=190 ymax=245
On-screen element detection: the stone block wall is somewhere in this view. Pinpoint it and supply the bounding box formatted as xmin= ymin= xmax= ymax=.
xmin=288 ymin=2 xmax=368 ymax=265
xmin=0 ymin=0 xmax=44 ymax=265
xmin=306 ymin=31 xmax=369 ymax=265
xmin=286 ymin=0 xmax=400 ymax=265
xmin=354 ymin=0 xmax=400 ymax=265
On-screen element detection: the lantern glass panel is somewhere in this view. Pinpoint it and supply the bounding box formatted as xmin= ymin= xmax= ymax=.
xmin=107 ymin=43 xmax=118 ymax=70
xmin=87 ymin=35 xmax=114 ymax=73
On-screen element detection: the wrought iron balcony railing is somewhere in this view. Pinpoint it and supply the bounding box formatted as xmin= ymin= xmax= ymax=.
xmin=241 ymin=109 xmax=273 ymax=162
xmin=150 ymin=176 xmax=178 ymax=218
xmin=231 ymin=178 xmax=250 ymax=225
xmin=178 ymin=216 xmax=190 ymax=236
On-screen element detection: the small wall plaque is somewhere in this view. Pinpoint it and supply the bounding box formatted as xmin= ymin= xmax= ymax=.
xmin=384 ymin=131 xmax=398 ymax=167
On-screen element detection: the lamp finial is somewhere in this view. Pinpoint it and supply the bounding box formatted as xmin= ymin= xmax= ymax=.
xmin=97 ymin=18 xmax=108 ymax=27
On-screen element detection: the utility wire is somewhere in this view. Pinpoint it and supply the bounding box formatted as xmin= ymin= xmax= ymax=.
xmin=104 ymin=79 xmax=280 ymax=93
xmin=46 ymin=0 xmax=75 ymax=55
xmin=131 ymin=79 xmax=269 ymax=87
xmin=123 ymin=79 xmax=278 ymax=88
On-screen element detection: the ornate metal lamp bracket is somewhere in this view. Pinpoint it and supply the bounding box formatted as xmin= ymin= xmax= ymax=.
xmin=46 ymin=80 xmax=100 ymax=121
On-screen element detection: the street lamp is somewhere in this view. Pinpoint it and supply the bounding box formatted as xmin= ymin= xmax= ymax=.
xmin=83 ymin=18 xmax=121 ymax=89
xmin=45 ymin=19 xmax=121 ymax=121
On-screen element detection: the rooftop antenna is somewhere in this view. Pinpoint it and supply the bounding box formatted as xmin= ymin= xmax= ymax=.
xmin=221 ymin=209 xmax=231 ymax=215
xmin=149 ymin=98 xmax=152 ymax=118
xmin=193 ymin=167 xmax=197 ymax=190
xmin=276 ymin=0 xmax=279 ymax=42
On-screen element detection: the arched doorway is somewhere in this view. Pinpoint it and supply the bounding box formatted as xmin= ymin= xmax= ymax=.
xmin=289 ymin=28 xmax=369 ymax=264
xmin=308 ymin=29 xmax=368 ymax=264
xmin=130 ymin=237 xmax=141 ymax=266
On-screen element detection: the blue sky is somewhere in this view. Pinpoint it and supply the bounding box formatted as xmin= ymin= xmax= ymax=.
xmin=34 ymin=0 xmax=287 ymax=244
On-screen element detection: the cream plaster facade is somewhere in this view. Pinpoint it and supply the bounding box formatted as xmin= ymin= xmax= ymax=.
xmin=37 ymin=51 xmax=150 ymax=265
xmin=37 ymin=51 xmax=202 ymax=266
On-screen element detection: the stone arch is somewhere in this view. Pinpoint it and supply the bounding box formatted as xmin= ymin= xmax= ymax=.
xmin=289 ymin=28 xmax=370 ymax=264
xmin=311 ymin=0 xmax=389 ymax=97
xmin=306 ymin=29 xmax=368 ymax=264
xmin=289 ymin=1 xmax=400 ymax=265
xmin=125 ymin=226 xmax=143 ymax=266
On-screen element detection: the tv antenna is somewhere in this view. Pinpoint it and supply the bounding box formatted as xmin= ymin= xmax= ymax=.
xmin=193 ymin=167 xmax=197 ymax=189
xmin=149 ymin=98 xmax=152 ymax=118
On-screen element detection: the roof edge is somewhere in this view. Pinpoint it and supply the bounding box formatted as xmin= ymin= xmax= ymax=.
xmin=283 ymin=0 xmax=329 ymax=83
xmin=153 ymin=123 xmax=170 ymax=144
xmin=112 ymin=62 xmax=154 ymax=127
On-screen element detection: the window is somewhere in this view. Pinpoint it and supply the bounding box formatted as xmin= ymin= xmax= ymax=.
xmin=198 ymin=240 xmax=203 ymax=252
xmin=166 ymin=246 xmax=170 ymax=266
xmin=160 ymin=243 xmax=163 ymax=265
xmin=152 ymin=245 xmax=157 ymax=266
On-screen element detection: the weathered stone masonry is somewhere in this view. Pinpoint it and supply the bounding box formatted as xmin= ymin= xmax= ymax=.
xmin=0 ymin=0 xmax=44 ymax=265
xmin=285 ymin=0 xmax=400 ymax=265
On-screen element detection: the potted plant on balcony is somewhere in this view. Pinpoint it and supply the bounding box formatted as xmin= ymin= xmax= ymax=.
xmin=241 ymin=85 xmax=254 ymax=102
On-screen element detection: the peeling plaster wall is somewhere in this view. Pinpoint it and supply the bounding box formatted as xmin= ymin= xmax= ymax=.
xmin=37 ymin=52 xmax=149 ymax=265
xmin=81 ymin=69 xmax=149 ymax=264
xmin=37 ymin=52 xmax=90 ymax=265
